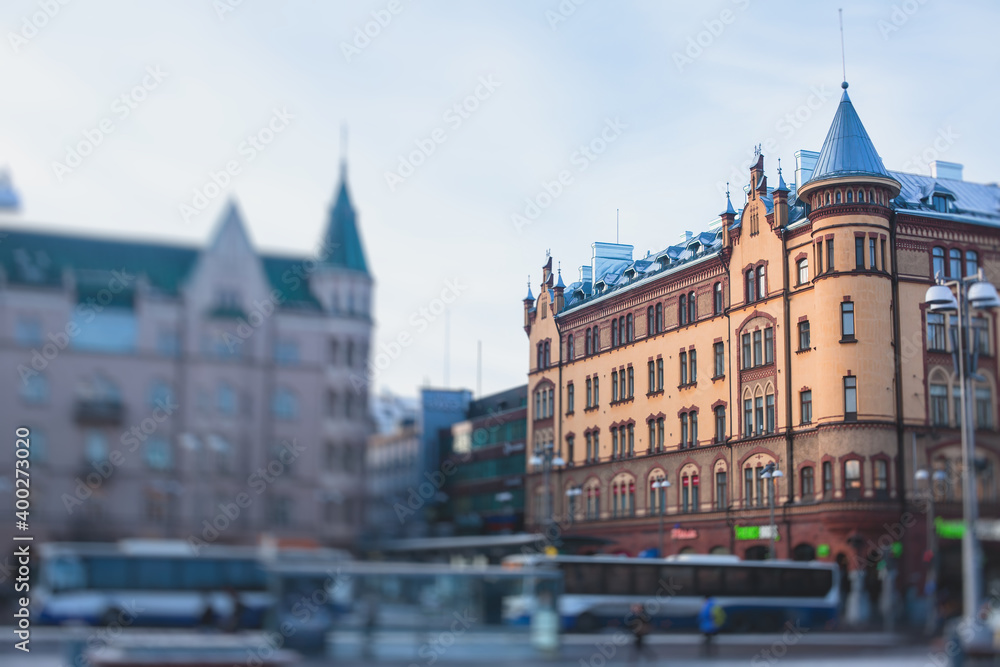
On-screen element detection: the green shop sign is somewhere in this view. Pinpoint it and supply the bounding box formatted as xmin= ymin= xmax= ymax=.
xmin=935 ymin=517 xmax=965 ymax=540
xmin=734 ymin=525 xmax=778 ymax=541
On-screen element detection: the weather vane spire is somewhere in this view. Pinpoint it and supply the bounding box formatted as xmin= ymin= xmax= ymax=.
xmin=839 ymin=8 xmax=848 ymax=89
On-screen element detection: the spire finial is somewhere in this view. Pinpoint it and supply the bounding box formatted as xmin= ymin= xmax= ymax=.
xmin=777 ymin=158 xmax=782 ymax=176
xmin=726 ymin=182 xmax=730 ymax=198
xmin=839 ymin=8 xmax=848 ymax=89
xmin=340 ymin=122 xmax=348 ymax=176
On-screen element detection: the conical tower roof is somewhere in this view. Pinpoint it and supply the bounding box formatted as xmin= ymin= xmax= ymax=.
xmin=807 ymin=86 xmax=889 ymax=184
xmin=322 ymin=160 xmax=370 ymax=275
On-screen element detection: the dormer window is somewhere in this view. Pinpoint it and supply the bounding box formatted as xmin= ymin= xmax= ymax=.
xmin=932 ymin=194 xmax=951 ymax=213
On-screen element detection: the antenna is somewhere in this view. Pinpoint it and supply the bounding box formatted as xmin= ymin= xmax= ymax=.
xmin=838 ymin=8 xmax=847 ymax=87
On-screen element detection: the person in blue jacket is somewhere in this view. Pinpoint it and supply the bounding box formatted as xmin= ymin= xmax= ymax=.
xmin=698 ymin=597 xmax=725 ymax=656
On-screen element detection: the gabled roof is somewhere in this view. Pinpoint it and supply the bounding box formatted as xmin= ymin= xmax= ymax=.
xmin=322 ymin=162 xmax=370 ymax=275
xmin=806 ymin=86 xmax=891 ymax=184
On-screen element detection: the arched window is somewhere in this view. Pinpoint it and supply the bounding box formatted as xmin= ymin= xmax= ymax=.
xmin=585 ymin=329 xmax=592 ymax=356
xmin=835 ymin=191 xmax=841 ymax=204
xmin=932 ymin=247 xmax=945 ymax=279
xmin=746 ymin=269 xmax=755 ymax=303
xmin=646 ymin=307 xmax=653 ymax=335
xmin=846 ymin=190 xmax=853 ymax=203
xmin=858 ymin=189 xmax=864 ymax=202
xmin=797 ymin=258 xmax=808 ymax=285
xmin=713 ymin=282 xmax=723 ymax=315
xmin=592 ymin=326 xmax=600 ymax=353
xmin=801 ymin=466 xmax=815 ymax=500
xmin=966 ymin=250 xmax=979 ymax=277
xmin=611 ymin=321 xmax=618 ymax=348
xmin=626 ymin=314 xmax=633 ymax=342
xmin=869 ymin=189 xmax=875 ymax=203
xmin=949 ymin=248 xmax=962 ymax=278
xmin=567 ymin=335 xmax=575 ymax=361
xmin=825 ymin=192 xmax=831 ymax=206
xmin=655 ymin=304 xmax=663 ymax=332
xmin=687 ymin=291 xmax=696 ymax=323
xmin=679 ymin=294 xmax=687 ymax=325
xmin=680 ymin=465 xmax=700 ymax=514
xmin=757 ymin=266 xmax=766 ymax=299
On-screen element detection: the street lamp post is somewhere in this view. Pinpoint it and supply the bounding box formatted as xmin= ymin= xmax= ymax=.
xmin=565 ymin=486 xmax=582 ymax=525
xmin=925 ymin=270 xmax=1000 ymax=631
xmin=916 ymin=468 xmax=947 ymax=635
xmin=530 ymin=442 xmax=565 ymax=533
xmin=761 ymin=462 xmax=784 ymax=560
xmin=652 ymin=477 xmax=672 ymax=556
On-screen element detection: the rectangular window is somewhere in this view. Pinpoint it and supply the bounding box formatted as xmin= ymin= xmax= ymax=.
xmin=801 ymin=390 xmax=812 ymax=424
xmin=680 ymin=352 xmax=688 ymax=385
xmin=764 ymin=327 xmax=774 ymax=364
xmin=753 ymin=331 xmax=762 ymax=367
xmin=844 ymin=376 xmax=858 ymax=420
xmin=585 ymin=433 xmax=592 ymax=461
xmin=799 ymin=321 xmax=811 ymax=351
xmin=855 ymin=236 xmax=865 ymax=270
xmin=714 ymin=342 xmax=725 ymax=377
xmin=594 ymin=377 xmax=599 ymax=404
xmin=611 ymin=429 xmax=619 ymax=459
xmin=656 ymin=418 xmax=664 ymax=450
xmin=766 ymin=394 xmax=775 ymax=433
xmin=869 ymin=238 xmax=877 ymax=270
xmin=680 ymin=414 xmax=688 ymax=446
xmin=716 ymin=471 xmax=727 ymax=509
xmin=845 ymin=460 xmax=862 ymax=499
xmin=841 ymin=302 xmax=855 ymax=340
xmin=715 ymin=406 xmax=725 ymax=443
xmin=823 ymin=461 xmax=833 ymax=498
xmin=627 ymin=367 xmax=634 ymax=398
xmin=744 ymin=468 xmax=754 ymax=506
xmin=976 ymin=386 xmax=993 ymax=429
xmin=755 ymin=396 xmax=764 ymax=434
xmin=628 ymin=424 xmax=634 ymax=456
xmin=973 ymin=317 xmax=991 ymax=356
xmin=586 ymin=378 xmax=592 ymax=408
xmin=817 ymin=241 xmax=824 ymax=274
xmin=742 ymin=333 xmax=752 ymax=370
xmin=801 ymin=467 xmax=815 ymax=499
xmin=881 ymin=239 xmax=887 ymax=273
xmin=927 ymin=313 xmax=946 ymax=351
xmin=656 ymin=359 xmax=664 ymax=391
xmin=567 ymin=384 xmax=574 ymax=413
xmin=648 ymin=361 xmax=655 ymax=393
xmin=611 ymin=371 xmax=619 ymax=402
xmin=690 ymin=350 xmax=697 ymax=384
xmin=874 ymin=460 xmax=888 ymax=498
xmin=690 ymin=412 xmax=698 ymax=446
xmin=744 ymin=399 xmax=753 ymax=436
xmin=755 ymin=466 xmax=765 ymax=507
xmin=827 ymin=237 xmax=835 ymax=271
xmin=930 ymin=384 xmax=948 ymax=426
xmin=648 ymin=422 xmax=655 ymax=453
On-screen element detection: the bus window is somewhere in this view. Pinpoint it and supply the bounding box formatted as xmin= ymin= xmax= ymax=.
xmin=606 ymin=564 xmax=633 ymax=595
xmin=632 ymin=565 xmax=661 ymax=597
xmin=754 ymin=567 xmax=781 ymax=596
xmin=781 ymin=569 xmax=812 ymax=597
xmin=88 ymin=557 xmax=132 ymax=589
xmin=227 ymin=559 xmax=267 ymax=590
xmin=134 ymin=559 xmax=176 ymax=590
xmin=801 ymin=569 xmax=834 ymax=597
xmin=47 ymin=557 xmax=86 ymax=592
xmin=724 ymin=567 xmax=754 ymax=596
xmin=661 ymin=565 xmax=695 ymax=596
xmin=563 ymin=563 xmax=603 ymax=595
xmin=179 ymin=559 xmax=220 ymax=590
xmin=695 ymin=567 xmax=724 ymax=596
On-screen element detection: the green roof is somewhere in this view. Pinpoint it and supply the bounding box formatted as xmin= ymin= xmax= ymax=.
xmin=322 ymin=166 xmax=370 ymax=275
xmin=0 ymin=228 xmax=322 ymax=310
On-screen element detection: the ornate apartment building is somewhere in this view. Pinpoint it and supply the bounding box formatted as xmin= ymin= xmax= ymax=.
xmin=523 ymin=83 xmax=1000 ymax=603
xmin=0 ymin=163 xmax=373 ymax=550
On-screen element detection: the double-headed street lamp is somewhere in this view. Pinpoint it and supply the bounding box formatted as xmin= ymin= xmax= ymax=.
xmin=761 ymin=462 xmax=784 ymax=560
xmin=652 ymin=476 xmax=672 ymax=556
xmin=530 ymin=442 xmax=564 ymax=531
xmin=915 ymin=467 xmax=948 ymax=635
xmin=924 ymin=270 xmax=1000 ymax=630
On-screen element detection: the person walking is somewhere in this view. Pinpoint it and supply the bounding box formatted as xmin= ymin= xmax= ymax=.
xmin=628 ymin=604 xmax=655 ymax=664
xmin=698 ymin=597 xmax=725 ymax=657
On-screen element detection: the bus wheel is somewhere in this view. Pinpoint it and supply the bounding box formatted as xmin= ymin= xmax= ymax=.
xmin=576 ymin=612 xmax=599 ymax=633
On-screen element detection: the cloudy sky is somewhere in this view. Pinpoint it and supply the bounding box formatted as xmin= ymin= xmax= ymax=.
xmin=1 ymin=0 xmax=997 ymax=398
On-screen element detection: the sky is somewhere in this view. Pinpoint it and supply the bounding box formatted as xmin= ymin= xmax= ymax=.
xmin=0 ymin=0 xmax=998 ymax=399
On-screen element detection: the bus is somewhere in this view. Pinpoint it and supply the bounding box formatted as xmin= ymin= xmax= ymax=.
xmin=36 ymin=540 xmax=349 ymax=628
xmin=502 ymin=554 xmax=839 ymax=633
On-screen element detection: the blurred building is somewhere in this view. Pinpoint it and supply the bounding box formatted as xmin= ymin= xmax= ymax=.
xmin=0 ymin=163 xmax=373 ymax=550
xmin=523 ymin=83 xmax=1000 ymax=615
xmin=447 ymin=385 xmax=527 ymax=535
xmin=364 ymin=387 xmax=471 ymax=544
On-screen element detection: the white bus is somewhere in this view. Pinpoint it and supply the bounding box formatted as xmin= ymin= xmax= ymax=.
xmin=36 ymin=540 xmax=348 ymax=628
xmin=502 ymin=554 xmax=839 ymax=633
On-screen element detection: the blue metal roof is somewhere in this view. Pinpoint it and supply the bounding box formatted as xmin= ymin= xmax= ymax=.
xmin=806 ymin=88 xmax=891 ymax=184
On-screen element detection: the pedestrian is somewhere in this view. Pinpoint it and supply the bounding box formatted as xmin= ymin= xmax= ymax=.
xmin=198 ymin=594 xmax=217 ymax=632
xmin=224 ymin=587 xmax=243 ymax=633
xmin=628 ymin=603 xmax=655 ymax=664
xmin=698 ymin=597 xmax=724 ymax=656
xmin=362 ymin=594 xmax=378 ymax=660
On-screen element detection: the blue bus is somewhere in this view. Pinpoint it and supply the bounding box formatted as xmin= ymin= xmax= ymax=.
xmin=502 ymin=553 xmax=839 ymax=633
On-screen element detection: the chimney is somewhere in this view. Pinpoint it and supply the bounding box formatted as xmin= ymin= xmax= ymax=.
xmin=930 ymin=161 xmax=963 ymax=181
xmin=579 ymin=265 xmax=593 ymax=294
xmin=591 ymin=242 xmax=634 ymax=286
xmin=794 ymin=150 xmax=819 ymax=192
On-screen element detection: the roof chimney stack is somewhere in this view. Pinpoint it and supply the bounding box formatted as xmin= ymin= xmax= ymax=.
xmin=930 ymin=161 xmax=963 ymax=181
